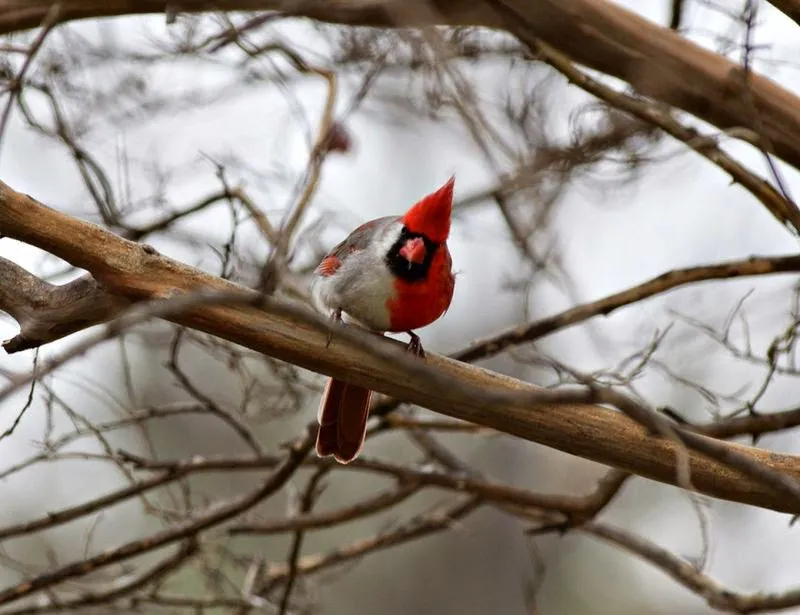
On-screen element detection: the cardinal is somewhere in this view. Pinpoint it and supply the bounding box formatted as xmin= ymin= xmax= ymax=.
xmin=312 ymin=176 xmax=456 ymax=463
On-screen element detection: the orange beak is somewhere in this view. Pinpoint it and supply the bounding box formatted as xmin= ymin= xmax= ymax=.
xmin=399 ymin=237 xmax=426 ymax=264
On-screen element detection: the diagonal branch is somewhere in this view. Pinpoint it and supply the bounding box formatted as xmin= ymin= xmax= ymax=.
xmin=2 ymin=180 xmax=800 ymax=514
xmin=0 ymin=430 xmax=313 ymax=607
xmin=1 ymin=540 xmax=199 ymax=615
xmin=581 ymin=522 xmax=800 ymax=613
xmin=0 ymin=2 xmax=60 ymax=155
xmin=527 ymin=41 xmax=800 ymax=234
xmin=261 ymin=497 xmax=482 ymax=588
xmin=456 ymin=253 xmax=800 ymax=363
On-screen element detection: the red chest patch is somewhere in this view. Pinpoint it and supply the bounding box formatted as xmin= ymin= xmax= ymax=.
xmin=386 ymin=248 xmax=455 ymax=332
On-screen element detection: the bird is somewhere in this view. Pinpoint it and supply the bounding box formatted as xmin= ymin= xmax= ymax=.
xmin=311 ymin=176 xmax=456 ymax=463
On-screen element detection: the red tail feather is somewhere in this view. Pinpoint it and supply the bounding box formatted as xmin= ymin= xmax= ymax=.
xmin=316 ymin=378 xmax=372 ymax=463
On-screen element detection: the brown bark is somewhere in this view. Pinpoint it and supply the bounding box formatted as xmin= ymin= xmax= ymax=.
xmin=2 ymin=179 xmax=800 ymax=515
xmin=0 ymin=258 xmax=129 ymax=352
xmin=768 ymin=0 xmax=800 ymax=27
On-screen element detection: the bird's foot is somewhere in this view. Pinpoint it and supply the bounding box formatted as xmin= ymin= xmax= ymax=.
xmin=406 ymin=331 xmax=425 ymax=358
xmin=326 ymin=308 xmax=342 ymax=349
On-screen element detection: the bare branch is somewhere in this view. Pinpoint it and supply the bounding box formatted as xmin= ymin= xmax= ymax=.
xmin=0 ymin=470 xmax=179 ymax=542
xmin=260 ymin=467 xmax=629 ymax=588
xmin=527 ymin=40 xmax=800 ymax=234
xmin=6 ymin=0 xmax=800 ymax=173
xmin=0 ymin=429 xmax=313 ymax=607
xmin=695 ymin=406 xmax=800 ymax=441
xmin=229 ymin=483 xmax=418 ymax=535
xmin=261 ymin=497 xmax=482 ymax=587
xmin=3 ymin=540 xmax=198 ymax=615
xmin=0 ymin=2 xmax=60 ymax=155
xmin=2 ymin=181 xmax=800 ymax=514
xmin=457 ymin=253 xmax=800 ymax=363
xmin=581 ymin=522 xmax=800 ymax=613
xmin=0 ymin=258 xmax=129 ymax=353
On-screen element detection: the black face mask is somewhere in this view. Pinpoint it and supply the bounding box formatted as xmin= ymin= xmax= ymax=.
xmin=385 ymin=226 xmax=439 ymax=282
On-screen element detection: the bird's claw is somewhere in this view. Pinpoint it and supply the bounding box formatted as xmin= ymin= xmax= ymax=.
xmin=326 ymin=308 xmax=342 ymax=349
xmin=406 ymin=331 xmax=425 ymax=358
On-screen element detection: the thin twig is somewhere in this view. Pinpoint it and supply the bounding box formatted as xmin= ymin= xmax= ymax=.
xmin=0 ymin=3 xmax=61 ymax=158
xmin=456 ymin=253 xmax=800 ymax=363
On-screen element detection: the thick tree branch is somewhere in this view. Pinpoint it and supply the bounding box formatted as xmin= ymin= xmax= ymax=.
xmin=2 ymin=180 xmax=800 ymax=514
xmin=768 ymin=0 xmax=800 ymax=27
xmin=0 ymin=258 xmax=129 ymax=352
xmin=4 ymin=0 xmax=800 ymax=172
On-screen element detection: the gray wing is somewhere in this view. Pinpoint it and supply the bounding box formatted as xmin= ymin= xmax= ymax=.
xmin=316 ymin=215 xmax=399 ymax=277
